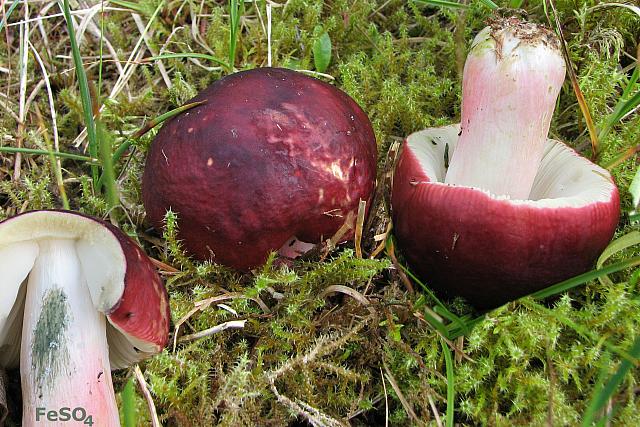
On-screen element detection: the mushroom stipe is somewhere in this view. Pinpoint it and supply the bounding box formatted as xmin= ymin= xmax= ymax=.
xmin=0 ymin=210 xmax=170 ymax=426
xmin=391 ymin=17 xmax=620 ymax=309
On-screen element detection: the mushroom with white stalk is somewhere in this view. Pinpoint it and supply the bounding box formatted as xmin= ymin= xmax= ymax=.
xmin=391 ymin=16 xmax=620 ymax=309
xmin=0 ymin=210 xmax=170 ymax=426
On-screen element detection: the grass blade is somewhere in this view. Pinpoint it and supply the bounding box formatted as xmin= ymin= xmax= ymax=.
xmin=144 ymin=53 xmax=229 ymax=68
xmin=521 ymin=300 xmax=639 ymax=365
xmin=613 ymin=90 xmax=640 ymax=120
xmin=413 ymin=0 xmax=468 ymax=9
xmin=60 ymin=0 xmax=99 ymax=185
xmin=229 ymin=0 xmax=243 ymax=72
xmin=46 ymin=147 xmax=70 ymax=209
xmin=0 ymin=147 xmax=97 ymax=162
xmin=0 ymin=0 xmax=20 ymax=33
xmin=30 ymin=39 xmax=68 ymax=209
xmin=109 ymin=0 xmax=152 ymax=15
xmin=413 ymin=0 xmax=497 ymax=9
xmin=441 ymin=339 xmax=455 ymax=426
xmin=596 ymin=232 xmax=640 ymax=286
xmin=476 ymin=0 xmax=498 ymax=9
xmin=97 ymin=101 xmax=206 ymax=188
xmin=395 ymin=259 xmax=470 ymax=338
xmin=422 ymin=308 xmax=453 ymax=338
xmin=98 ymin=0 xmax=106 ymax=103
xmin=602 ymin=143 xmax=640 ymax=170
xmin=582 ymin=337 xmax=640 ymax=426
xmin=313 ymin=27 xmax=332 ymax=73
xmin=121 ymin=377 xmax=137 ymax=427
xmin=545 ymin=0 xmax=599 ymax=156
xmin=448 ymin=256 xmax=640 ymax=338
xmin=130 ymin=101 xmax=207 ymax=140
xmin=96 ymin=122 xmax=119 ymax=214
xmin=530 ymin=256 xmax=640 ymax=300
xmin=587 ymin=3 xmax=640 ymax=20
xmin=598 ymin=47 xmax=638 ymax=143
xmin=630 ymin=165 xmax=640 ymax=215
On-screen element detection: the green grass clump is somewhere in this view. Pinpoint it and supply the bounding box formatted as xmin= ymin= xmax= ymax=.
xmin=1 ymin=0 xmax=640 ymax=425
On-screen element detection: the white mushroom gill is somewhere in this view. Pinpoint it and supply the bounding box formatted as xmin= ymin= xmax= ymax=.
xmin=20 ymin=239 xmax=119 ymax=427
xmin=406 ymin=125 xmax=616 ymax=209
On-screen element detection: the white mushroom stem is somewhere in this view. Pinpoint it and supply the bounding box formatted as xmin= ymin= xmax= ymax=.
xmin=20 ymin=239 xmax=119 ymax=427
xmin=444 ymin=18 xmax=566 ymax=199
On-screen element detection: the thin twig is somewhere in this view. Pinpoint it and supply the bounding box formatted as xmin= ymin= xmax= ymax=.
xmin=427 ymin=392 xmax=443 ymax=427
xmin=381 ymin=368 xmax=389 ymax=427
xmin=354 ymin=199 xmax=366 ymax=259
xmin=383 ymin=362 xmax=421 ymax=425
xmin=132 ymin=12 xmax=171 ymax=88
xmin=133 ymin=365 xmax=161 ymax=427
xmin=15 ymin=0 xmax=29 ymax=180
xmin=386 ymin=238 xmax=414 ymax=294
xmin=269 ymin=383 xmax=345 ymax=427
xmin=545 ymin=0 xmax=599 ymax=157
xmin=72 ymin=0 xmax=164 ymax=148
xmin=178 ymin=319 xmax=246 ymax=343
xmin=266 ymin=2 xmax=272 ymax=66
xmin=320 ymin=285 xmax=376 ymax=315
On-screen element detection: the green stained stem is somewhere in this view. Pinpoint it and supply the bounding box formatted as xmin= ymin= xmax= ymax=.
xmin=32 ymin=289 xmax=70 ymax=392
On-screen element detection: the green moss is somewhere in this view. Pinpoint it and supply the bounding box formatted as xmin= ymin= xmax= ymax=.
xmin=1 ymin=0 xmax=640 ymax=425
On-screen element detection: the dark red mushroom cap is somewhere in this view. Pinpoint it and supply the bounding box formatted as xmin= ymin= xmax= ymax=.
xmin=0 ymin=210 xmax=170 ymax=369
xmin=142 ymin=67 xmax=377 ymax=270
xmin=391 ymin=125 xmax=620 ymax=309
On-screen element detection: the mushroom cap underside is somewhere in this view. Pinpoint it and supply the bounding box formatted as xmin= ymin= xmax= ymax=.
xmin=391 ymin=124 xmax=620 ymax=309
xmin=0 ymin=210 xmax=170 ymax=369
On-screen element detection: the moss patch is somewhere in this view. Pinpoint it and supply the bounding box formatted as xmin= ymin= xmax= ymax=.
xmin=1 ymin=0 xmax=640 ymax=425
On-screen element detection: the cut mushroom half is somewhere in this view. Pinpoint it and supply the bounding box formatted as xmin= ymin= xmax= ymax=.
xmin=391 ymin=17 xmax=619 ymax=309
xmin=391 ymin=124 xmax=620 ymax=309
xmin=0 ymin=211 xmax=170 ymax=426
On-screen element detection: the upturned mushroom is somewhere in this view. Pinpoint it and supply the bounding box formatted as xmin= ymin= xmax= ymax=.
xmin=0 ymin=210 xmax=170 ymax=426
xmin=142 ymin=67 xmax=377 ymax=270
xmin=391 ymin=17 xmax=620 ymax=309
